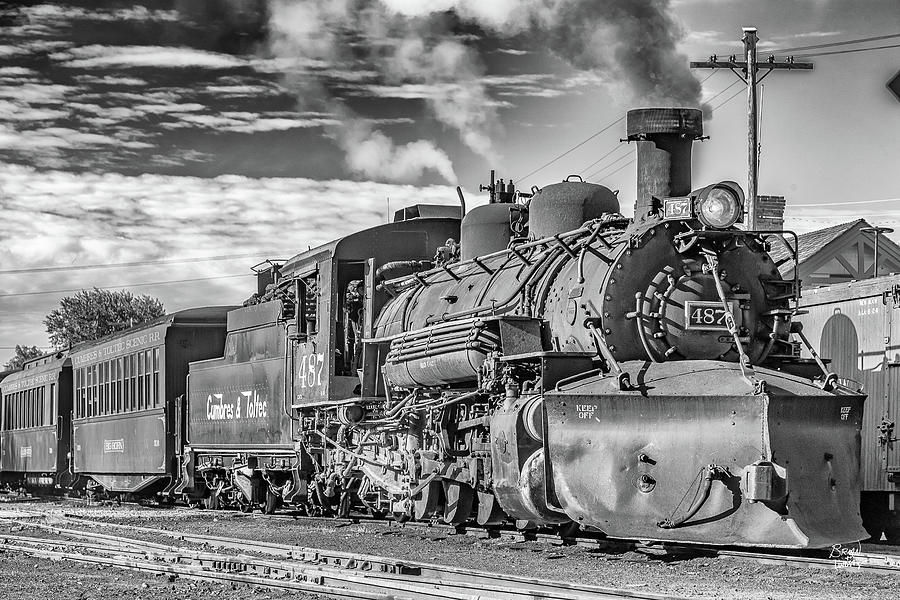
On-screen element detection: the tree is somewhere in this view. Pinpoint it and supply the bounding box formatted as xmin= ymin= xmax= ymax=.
xmin=3 ymin=344 xmax=44 ymax=370
xmin=44 ymin=288 xmax=166 ymax=348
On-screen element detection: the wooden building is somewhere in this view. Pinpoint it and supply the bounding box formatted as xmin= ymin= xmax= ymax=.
xmin=769 ymin=218 xmax=900 ymax=288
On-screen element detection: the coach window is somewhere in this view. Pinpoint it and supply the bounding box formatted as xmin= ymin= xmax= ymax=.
xmin=144 ymin=350 xmax=151 ymax=408
xmin=115 ymin=357 xmax=121 ymax=412
xmin=124 ymin=355 xmax=131 ymax=411
xmin=152 ymin=348 xmax=160 ymax=407
xmin=105 ymin=361 xmax=111 ymax=415
xmin=50 ymin=383 xmax=56 ymax=423
xmin=74 ymin=369 xmax=80 ymax=417
xmin=80 ymin=368 xmax=86 ymax=418
xmin=91 ymin=365 xmax=100 ymax=417
xmin=139 ymin=351 xmax=146 ymax=409
xmin=101 ymin=361 xmax=107 ymax=415
xmin=87 ymin=366 xmax=93 ymax=417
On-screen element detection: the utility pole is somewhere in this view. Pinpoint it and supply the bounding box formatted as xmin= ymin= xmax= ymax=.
xmin=691 ymin=27 xmax=813 ymax=230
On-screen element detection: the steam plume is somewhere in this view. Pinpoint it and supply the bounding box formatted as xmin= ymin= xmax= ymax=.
xmin=261 ymin=0 xmax=702 ymax=183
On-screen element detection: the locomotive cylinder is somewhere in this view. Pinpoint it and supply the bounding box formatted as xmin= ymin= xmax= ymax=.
xmin=626 ymin=108 xmax=704 ymax=220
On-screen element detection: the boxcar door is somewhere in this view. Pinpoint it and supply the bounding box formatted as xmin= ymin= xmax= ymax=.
xmin=816 ymin=291 xmax=890 ymax=489
xmin=882 ymin=285 xmax=900 ymax=474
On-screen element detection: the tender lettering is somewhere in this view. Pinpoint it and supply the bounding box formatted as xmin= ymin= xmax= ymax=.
xmin=205 ymin=391 xmax=267 ymax=421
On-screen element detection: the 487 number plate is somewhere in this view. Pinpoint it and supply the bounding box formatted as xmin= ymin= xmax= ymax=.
xmin=684 ymin=301 xmax=735 ymax=331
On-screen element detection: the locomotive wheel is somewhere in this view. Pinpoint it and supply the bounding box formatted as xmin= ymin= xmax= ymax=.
xmin=338 ymin=490 xmax=352 ymax=518
xmin=442 ymin=481 xmax=474 ymax=525
xmin=393 ymin=511 xmax=411 ymax=523
xmin=264 ymin=489 xmax=281 ymax=515
xmin=413 ymin=482 xmax=441 ymax=521
xmin=884 ymin=526 xmax=900 ymax=544
xmin=475 ymin=491 xmax=507 ymax=526
xmin=860 ymin=492 xmax=886 ymax=542
xmin=204 ymin=491 xmax=220 ymax=510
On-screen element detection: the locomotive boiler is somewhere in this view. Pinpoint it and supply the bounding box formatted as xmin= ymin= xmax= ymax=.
xmin=178 ymin=108 xmax=866 ymax=548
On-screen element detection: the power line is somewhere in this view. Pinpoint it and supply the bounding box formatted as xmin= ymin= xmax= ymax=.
xmin=517 ymin=116 xmax=625 ymax=184
xmin=0 ymin=251 xmax=286 ymax=276
xmin=586 ymin=148 xmax=634 ymax=181
xmin=794 ymin=42 xmax=900 ymax=58
xmin=763 ymin=32 xmax=900 ymax=55
xmin=0 ymin=273 xmax=252 ymax=299
xmin=792 ymin=197 xmax=900 ymax=207
xmin=519 ymin=72 xmax=721 ymax=186
xmin=585 ymin=74 xmax=751 ymax=183
xmin=785 ymin=213 xmax=900 ymax=219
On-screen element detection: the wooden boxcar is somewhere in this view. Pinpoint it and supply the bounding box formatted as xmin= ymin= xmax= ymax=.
xmin=0 ymin=353 xmax=73 ymax=492
xmin=69 ymin=308 xmax=232 ymax=498
xmin=797 ymin=274 xmax=900 ymax=541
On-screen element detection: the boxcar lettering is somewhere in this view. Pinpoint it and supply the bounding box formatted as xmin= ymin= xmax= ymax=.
xmin=19 ymin=446 xmax=32 ymax=459
xmin=298 ymin=353 xmax=325 ymax=389
xmin=840 ymin=406 xmax=851 ymax=421
xmin=103 ymin=439 xmax=125 ymax=453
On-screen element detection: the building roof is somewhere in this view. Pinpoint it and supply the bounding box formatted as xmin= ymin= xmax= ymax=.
xmin=768 ymin=219 xmax=867 ymax=272
xmin=767 ymin=217 xmax=900 ymax=286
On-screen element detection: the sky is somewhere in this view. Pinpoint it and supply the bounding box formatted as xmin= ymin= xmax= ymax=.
xmin=0 ymin=0 xmax=899 ymax=364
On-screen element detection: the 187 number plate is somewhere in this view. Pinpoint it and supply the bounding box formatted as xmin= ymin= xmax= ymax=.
xmin=684 ymin=301 xmax=735 ymax=331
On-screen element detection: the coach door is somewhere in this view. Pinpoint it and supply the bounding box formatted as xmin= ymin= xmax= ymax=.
xmin=882 ymin=284 xmax=900 ymax=474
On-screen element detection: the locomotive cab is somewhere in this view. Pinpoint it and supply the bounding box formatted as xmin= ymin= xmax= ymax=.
xmin=180 ymin=206 xmax=461 ymax=512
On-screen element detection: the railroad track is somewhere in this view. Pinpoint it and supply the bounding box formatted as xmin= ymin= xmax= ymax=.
xmin=0 ymin=515 xmax=686 ymax=600
xmin=246 ymin=510 xmax=900 ymax=574
xmin=3 ymin=504 xmax=900 ymax=593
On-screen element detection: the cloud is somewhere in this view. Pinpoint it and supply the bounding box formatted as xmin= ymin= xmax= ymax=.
xmin=74 ymin=75 xmax=149 ymax=86
xmin=496 ymin=48 xmax=530 ymax=56
xmin=0 ymin=67 xmax=39 ymax=77
xmin=23 ymin=4 xmax=180 ymax=23
xmin=0 ymin=83 xmax=76 ymax=103
xmin=52 ymin=45 xmax=248 ymax=69
xmin=0 ymin=163 xmax=466 ymax=360
xmin=0 ymin=125 xmax=153 ymax=151
xmin=339 ymin=123 xmax=458 ymax=183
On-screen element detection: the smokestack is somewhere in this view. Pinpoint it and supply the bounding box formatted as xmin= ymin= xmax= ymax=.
xmin=626 ymin=108 xmax=704 ymax=220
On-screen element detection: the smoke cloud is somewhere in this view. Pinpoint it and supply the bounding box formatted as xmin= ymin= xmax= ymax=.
xmin=340 ymin=119 xmax=458 ymax=183
xmin=259 ymin=0 xmax=701 ymax=182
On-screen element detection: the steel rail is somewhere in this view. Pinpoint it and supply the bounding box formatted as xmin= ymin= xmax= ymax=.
xmin=51 ymin=511 xmax=900 ymax=574
xmin=0 ymin=541 xmax=391 ymax=600
xmin=0 ymin=520 xmax=683 ymax=600
xmin=8 ymin=508 xmax=900 ymax=580
xmin=19 ymin=515 xmax=689 ymax=600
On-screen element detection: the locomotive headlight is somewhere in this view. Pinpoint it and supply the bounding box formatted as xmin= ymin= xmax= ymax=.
xmin=694 ymin=181 xmax=744 ymax=229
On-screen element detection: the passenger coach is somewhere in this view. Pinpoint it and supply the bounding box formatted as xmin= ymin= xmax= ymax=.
xmin=69 ymin=308 xmax=232 ymax=498
xmin=0 ymin=353 xmax=73 ymax=492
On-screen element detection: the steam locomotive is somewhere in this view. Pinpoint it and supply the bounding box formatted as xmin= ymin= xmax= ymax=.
xmin=0 ymin=108 xmax=867 ymax=548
